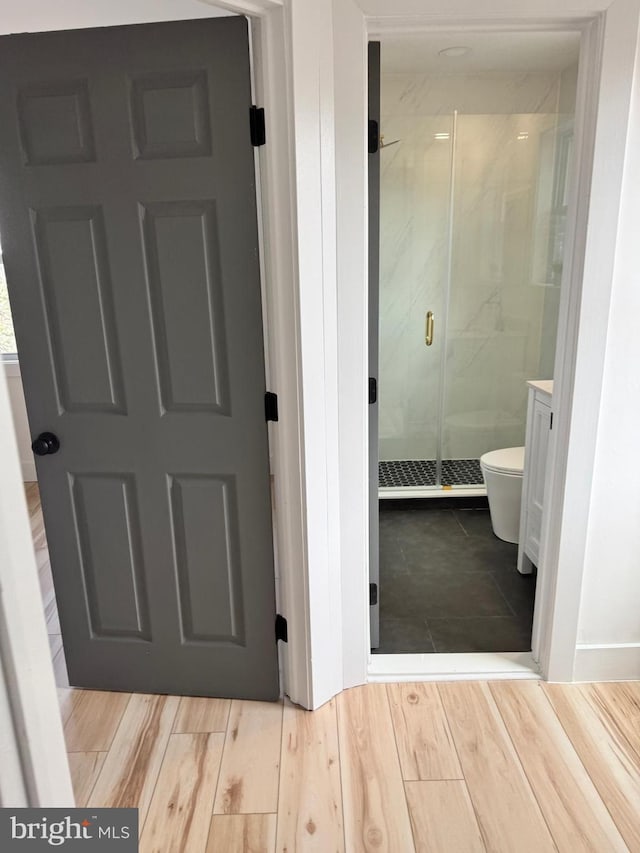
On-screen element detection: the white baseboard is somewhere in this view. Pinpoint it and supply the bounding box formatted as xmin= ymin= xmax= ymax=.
xmin=21 ymin=460 xmax=36 ymax=482
xmin=573 ymin=643 xmax=640 ymax=682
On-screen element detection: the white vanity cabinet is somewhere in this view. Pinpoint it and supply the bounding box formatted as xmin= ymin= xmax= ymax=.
xmin=517 ymin=381 xmax=553 ymax=575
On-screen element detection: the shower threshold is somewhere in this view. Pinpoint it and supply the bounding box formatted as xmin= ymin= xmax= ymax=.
xmin=378 ymin=458 xmax=486 ymax=499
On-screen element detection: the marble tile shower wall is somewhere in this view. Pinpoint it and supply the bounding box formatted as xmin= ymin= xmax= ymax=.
xmin=379 ymin=71 xmax=563 ymax=462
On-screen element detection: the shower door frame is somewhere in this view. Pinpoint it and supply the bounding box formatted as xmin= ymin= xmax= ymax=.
xmin=356 ymin=6 xmax=624 ymax=683
xmin=376 ymin=103 xmax=490 ymax=500
xmin=376 ymin=101 xmax=561 ymax=499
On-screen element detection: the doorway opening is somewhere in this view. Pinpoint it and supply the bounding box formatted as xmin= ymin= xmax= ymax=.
xmin=370 ymin=30 xmax=580 ymax=657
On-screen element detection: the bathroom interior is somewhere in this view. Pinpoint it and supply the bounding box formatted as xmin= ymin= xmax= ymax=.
xmin=372 ymin=31 xmax=579 ymax=654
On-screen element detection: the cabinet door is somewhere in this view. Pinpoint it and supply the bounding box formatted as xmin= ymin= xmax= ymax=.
xmin=525 ymin=399 xmax=552 ymax=563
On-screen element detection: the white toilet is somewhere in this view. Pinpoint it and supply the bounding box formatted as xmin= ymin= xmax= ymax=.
xmin=479 ymin=446 xmax=525 ymax=544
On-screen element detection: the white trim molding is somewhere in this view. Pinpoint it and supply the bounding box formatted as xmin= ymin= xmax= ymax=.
xmin=195 ymin=0 xmax=347 ymax=709
xmin=537 ymin=0 xmax=640 ymax=681
xmin=244 ymin=4 xmax=315 ymax=709
xmin=2 ymin=359 xmax=20 ymax=377
xmin=368 ymin=652 xmax=541 ymax=683
xmin=205 ymin=0 xmax=328 ymax=708
xmin=573 ymin=644 xmax=640 ymax=682
xmin=0 ymin=368 xmax=73 ymax=806
xmin=332 ymin=0 xmax=640 ymax=690
xmin=4 ymin=362 xmax=37 ymax=482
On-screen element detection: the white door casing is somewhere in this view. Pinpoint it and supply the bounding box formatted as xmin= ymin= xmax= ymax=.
xmin=333 ymin=0 xmax=640 ymax=686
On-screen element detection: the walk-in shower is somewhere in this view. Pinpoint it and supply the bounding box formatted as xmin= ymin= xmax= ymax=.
xmin=377 ymin=34 xmax=578 ymax=496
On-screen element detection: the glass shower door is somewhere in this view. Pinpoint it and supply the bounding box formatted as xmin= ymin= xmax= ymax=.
xmin=441 ymin=112 xmax=570 ymax=474
xmin=377 ymin=112 xmax=453 ymax=490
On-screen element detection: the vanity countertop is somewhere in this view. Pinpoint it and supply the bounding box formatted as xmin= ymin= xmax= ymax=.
xmin=527 ymin=379 xmax=553 ymax=396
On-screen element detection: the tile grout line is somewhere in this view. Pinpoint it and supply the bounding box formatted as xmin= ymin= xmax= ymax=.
xmin=432 ymin=684 xmax=467 ymax=784
xmin=538 ymin=684 xmax=629 ymax=845
xmin=436 ymin=682 xmax=489 ymax=850
xmin=334 ymin=693 xmax=347 ymax=853
xmin=210 ymin=699 xmax=238 ymax=819
xmin=272 ymin=697 xmax=285 ymax=848
xmin=103 ymin=693 xmax=134 ymax=752
xmin=487 ymin=572 xmax=519 ymax=619
xmin=76 ymin=751 xmax=108 ymax=809
xmin=435 ymin=682 xmax=491 ymax=853
xmin=400 ymin=779 xmax=420 ymax=853
xmin=171 ymin=697 xmax=185 ymax=735
xmin=590 ymin=683 xmax=640 ymax=766
xmin=485 ymin=683 xmax=560 ymax=853
xmin=460 ymin=776 xmax=488 ymax=853
xmin=383 ymin=685 xmax=418 ymax=853
xmin=171 ymin=697 xmax=232 ymax=736
xmin=332 ymin=696 xmax=348 ymax=853
xmin=66 ymin=748 xmax=107 ymax=755
xmin=82 ymin=692 xmax=136 ymax=810
xmin=423 ymin=618 xmax=438 ymax=654
xmin=201 ymin=706 xmax=238 ymax=850
xmin=138 ymin=697 xmax=181 ymax=839
xmin=452 ymin=510 xmax=470 ymax=536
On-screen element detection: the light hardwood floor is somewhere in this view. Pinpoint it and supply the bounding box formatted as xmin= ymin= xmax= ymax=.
xmin=28 ymin=486 xmax=640 ymax=852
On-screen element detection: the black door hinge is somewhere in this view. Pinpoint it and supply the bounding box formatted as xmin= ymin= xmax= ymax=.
xmin=369 ymin=582 xmax=378 ymax=606
xmin=265 ymin=392 xmax=279 ymax=422
xmin=369 ymin=377 xmax=377 ymax=404
xmin=275 ymin=614 xmax=288 ymax=643
xmin=250 ymin=106 xmax=266 ymax=147
xmin=368 ymin=118 xmax=379 ymax=154
xmin=550 ymin=412 xmax=554 ymax=430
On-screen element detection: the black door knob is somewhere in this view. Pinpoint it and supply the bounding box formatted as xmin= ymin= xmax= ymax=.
xmin=32 ymin=432 xmax=60 ymax=456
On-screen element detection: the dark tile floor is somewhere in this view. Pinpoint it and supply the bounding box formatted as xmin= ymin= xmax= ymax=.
xmin=373 ymin=500 xmax=536 ymax=654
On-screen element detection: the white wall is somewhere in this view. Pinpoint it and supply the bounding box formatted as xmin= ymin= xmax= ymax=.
xmin=285 ymin=0 xmax=346 ymax=706
xmin=333 ymin=0 xmax=370 ymax=689
xmin=5 ymin=367 xmax=35 ymax=482
xmin=575 ymin=19 xmax=640 ymax=673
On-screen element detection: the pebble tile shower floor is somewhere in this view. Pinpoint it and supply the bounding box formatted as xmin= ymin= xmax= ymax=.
xmin=374 ymin=500 xmax=536 ymax=654
xmin=379 ymin=458 xmax=484 ymax=488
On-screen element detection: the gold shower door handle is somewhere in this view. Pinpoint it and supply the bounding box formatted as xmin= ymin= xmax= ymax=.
xmin=425 ymin=311 xmax=435 ymax=346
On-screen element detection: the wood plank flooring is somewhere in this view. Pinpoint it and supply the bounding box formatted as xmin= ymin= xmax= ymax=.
xmin=26 ymin=484 xmax=640 ymax=852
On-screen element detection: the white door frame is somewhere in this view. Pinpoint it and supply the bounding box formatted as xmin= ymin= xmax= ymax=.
xmin=0 ymin=367 xmax=73 ymax=805
xmin=220 ymin=0 xmax=343 ymax=707
xmin=366 ymin=15 xmax=599 ymax=681
xmin=333 ymin=0 xmax=640 ymax=687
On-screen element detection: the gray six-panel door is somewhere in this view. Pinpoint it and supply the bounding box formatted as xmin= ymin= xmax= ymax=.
xmin=0 ymin=18 xmax=279 ymax=699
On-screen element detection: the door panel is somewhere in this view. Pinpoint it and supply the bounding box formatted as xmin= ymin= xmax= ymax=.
xmin=71 ymin=474 xmax=150 ymax=640
xmin=32 ymin=206 xmax=125 ymax=413
xmin=140 ymin=200 xmax=230 ymax=413
xmin=169 ymin=474 xmax=244 ymax=644
xmin=18 ymin=79 xmax=96 ymax=166
xmin=0 ymin=18 xmax=279 ymax=699
xmin=130 ymin=70 xmax=212 ymax=161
